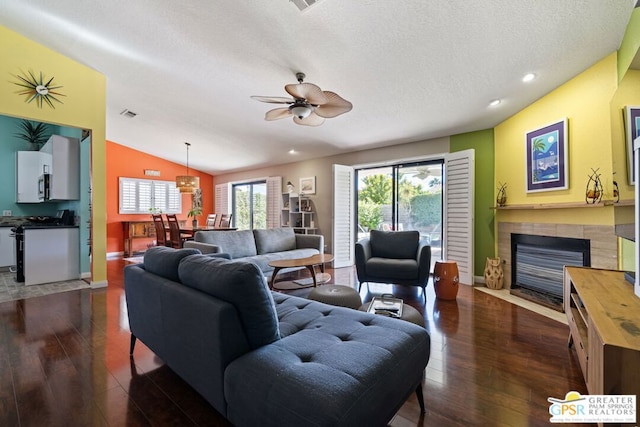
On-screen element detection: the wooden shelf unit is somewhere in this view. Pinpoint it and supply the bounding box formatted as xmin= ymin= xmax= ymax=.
xmin=564 ymin=266 xmax=640 ymax=397
xmin=281 ymin=193 xmax=317 ymax=234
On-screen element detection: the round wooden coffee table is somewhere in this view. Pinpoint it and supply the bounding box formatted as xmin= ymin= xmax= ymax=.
xmin=269 ymin=253 xmax=334 ymax=290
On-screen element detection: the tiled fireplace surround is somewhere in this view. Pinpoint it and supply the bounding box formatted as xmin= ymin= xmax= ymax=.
xmin=497 ymin=222 xmax=617 ymax=290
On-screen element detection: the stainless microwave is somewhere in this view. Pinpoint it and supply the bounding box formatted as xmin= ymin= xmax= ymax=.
xmin=38 ymin=173 xmax=51 ymax=201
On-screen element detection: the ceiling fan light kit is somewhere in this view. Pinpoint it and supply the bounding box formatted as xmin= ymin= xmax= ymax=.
xmin=251 ymin=72 xmax=352 ymax=126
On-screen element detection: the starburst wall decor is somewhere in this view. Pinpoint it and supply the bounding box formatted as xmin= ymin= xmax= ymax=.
xmin=12 ymin=70 xmax=65 ymax=108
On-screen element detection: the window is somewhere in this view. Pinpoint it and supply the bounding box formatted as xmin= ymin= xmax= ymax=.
xmin=232 ymin=181 xmax=267 ymax=230
xmin=119 ymin=177 xmax=181 ymax=214
xmin=356 ymin=159 xmax=443 ymax=269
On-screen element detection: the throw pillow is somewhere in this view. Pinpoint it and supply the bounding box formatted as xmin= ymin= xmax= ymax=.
xmin=143 ymin=246 xmax=201 ymax=282
xmin=178 ymin=254 xmax=280 ymax=349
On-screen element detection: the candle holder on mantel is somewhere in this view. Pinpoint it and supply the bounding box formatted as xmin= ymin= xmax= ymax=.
xmin=496 ymin=182 xmax=507 ymax=207
xmin=585 ymin=168 xmax=602 ymax=204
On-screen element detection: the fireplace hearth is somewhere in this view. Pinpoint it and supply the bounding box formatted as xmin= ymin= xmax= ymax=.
xmin=510 ymin=233 xmax=590 ymax=310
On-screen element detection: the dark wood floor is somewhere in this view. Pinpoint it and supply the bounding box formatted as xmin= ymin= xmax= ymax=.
xmin=0 ymin=259 xmax=589 ymax=426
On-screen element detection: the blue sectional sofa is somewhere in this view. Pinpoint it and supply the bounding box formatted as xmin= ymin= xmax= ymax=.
xmin=124 ymin=247 xmax=431 ymax=427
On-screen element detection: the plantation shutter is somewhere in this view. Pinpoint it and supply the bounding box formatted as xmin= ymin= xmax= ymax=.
xmin=215 ymin=183 xmax=230 ymax=214
xmin=266 ymin=176 xmax=282 ymax=229
xmin=444 ymin=149 xmax=474 ymax=286
xmin=333 ymin=164 xmax=355 ymax=268
xmin=118 ymin=177 xmax=181 ymax=214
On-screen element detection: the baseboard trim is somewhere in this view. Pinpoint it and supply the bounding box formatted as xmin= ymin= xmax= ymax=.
xmin=90 ymin=280 xmax=108 ymax=289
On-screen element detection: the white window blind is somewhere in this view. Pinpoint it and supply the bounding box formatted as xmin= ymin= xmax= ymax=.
xmin=444 ymin=149 xmax=474 ymax=286
xmin=333 ymin=164 xmax=355 ymax=268
xmin=119 ymin=177 xmax=182 ymax=214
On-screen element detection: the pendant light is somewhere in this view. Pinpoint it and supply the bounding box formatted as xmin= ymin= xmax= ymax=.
xmin=176 ymin=142 xmax=199 ymax=193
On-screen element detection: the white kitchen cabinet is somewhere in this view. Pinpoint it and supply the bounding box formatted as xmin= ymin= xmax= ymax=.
xmin=0 ymin=227 xmax=15 ymax=268
xmin=40 ymin=135 xmax=80 ymax=200
xmin=15 ymin=151 xmax=50 ymax=203
xmin=24 ymin=227 xmax=80 ymax=285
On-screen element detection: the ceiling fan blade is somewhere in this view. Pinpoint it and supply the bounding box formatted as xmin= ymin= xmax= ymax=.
xmin=251 ymin=96 xmax=294 ymax=104
xmin=314 ymin=91 xmax=353 ymax=118
xmin=285 ymin=83 xmax=327 ymax=105
xmin=265 ymin=107 xmax=291 ymax=121
xmin=293 ymin=111 xmax=325 ymax=127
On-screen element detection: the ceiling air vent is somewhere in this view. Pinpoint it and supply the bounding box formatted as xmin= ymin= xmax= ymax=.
xmin=290 ymin=0 xmax=321 ymax=12
xmin=120 ymin=109 xmax=137 ymax=118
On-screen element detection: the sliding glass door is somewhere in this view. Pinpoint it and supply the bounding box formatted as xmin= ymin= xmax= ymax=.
xmin=232 ymin=181 xmax=266 ymax=230
xmin=356 ymin=160 xmax=443 ymax=265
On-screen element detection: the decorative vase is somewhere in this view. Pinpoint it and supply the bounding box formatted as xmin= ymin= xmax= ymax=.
xmin=484 ymin=257 xmax=504 ymax=290
xmin=433 ymin=261 xmax=459 ymax=300
xmin=192 ymin=218 xmax=198 ymax=228
xmin=496 ymin=182 xmax=507 ymax=207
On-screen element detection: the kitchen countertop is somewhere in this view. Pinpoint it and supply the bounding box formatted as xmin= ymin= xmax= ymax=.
xmin=20 ymin=225 xmax=79 ymax=229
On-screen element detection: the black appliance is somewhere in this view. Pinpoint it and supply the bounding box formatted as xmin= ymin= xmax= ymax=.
xmin=56 ymin=209 xmax=75 ymax=225
xmin=13 ymin=226 xmax=25 ymax=282
xmin=38 ymin=172 xmax=51 ymax=201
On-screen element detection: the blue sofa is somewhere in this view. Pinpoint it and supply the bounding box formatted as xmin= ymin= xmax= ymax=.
xmin=184 ymin=227 xmax=323 ymax=278
xmin=124 ymin=247 xmax=431 ymax=427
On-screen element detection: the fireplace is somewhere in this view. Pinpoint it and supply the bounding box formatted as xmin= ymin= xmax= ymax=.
xmin=510 ymin=234 xmax=590 ymax=309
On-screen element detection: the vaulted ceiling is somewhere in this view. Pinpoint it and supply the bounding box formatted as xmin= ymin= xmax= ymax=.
xmin=1 ymin=1 xmax=635 ymax=174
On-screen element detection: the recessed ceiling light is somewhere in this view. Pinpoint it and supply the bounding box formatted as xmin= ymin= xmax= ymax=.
xmin=288 ymin=149 xmax=297 ymax=155
xmin=522 ymin=73 xmax=536 ymax=83
xmin=489 ymin=99 xmax=501 ymax=107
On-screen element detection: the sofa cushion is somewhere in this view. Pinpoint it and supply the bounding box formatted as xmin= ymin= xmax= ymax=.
xmin=178 ymin=254 xmax=280 ymax=349
xmin=366 ymin=257 xmax=418 ymax=280
xmin=224 ymin=292 xmax=431 ymax=426
xmin=370 ymin=230 xmax=419 ymax=259
xmin=253 ymin=228 xmax=296 ymax=255
xmin=143 ymin=246 xmax=201 ymax=282
xmin=195 ymin=230 xmax=257 ymax=258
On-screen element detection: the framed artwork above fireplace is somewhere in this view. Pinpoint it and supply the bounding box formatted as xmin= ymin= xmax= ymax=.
xmin=525 ymin=118 xmax=568 ymax=193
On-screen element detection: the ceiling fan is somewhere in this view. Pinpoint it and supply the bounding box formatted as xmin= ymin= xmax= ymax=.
xmin=251 ymin=72 xmax=352 ymax=127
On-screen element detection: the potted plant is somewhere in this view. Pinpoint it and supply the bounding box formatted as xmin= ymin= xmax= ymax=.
xmin=15 ymin=119 xmax=51 ymax=150
xmin=188 ymin=207 xmax=202 ymax=227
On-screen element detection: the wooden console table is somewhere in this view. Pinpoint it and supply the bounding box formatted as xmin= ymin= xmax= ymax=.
xmin=564 ymin=266 xmax=640 ymax=397
xmin=122 ymin=220 xmax=185 ymax=257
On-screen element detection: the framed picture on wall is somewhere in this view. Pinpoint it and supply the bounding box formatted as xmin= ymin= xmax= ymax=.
xmin=299 ymin=176 xmax=316 ymax=195
xmin=525 ymin=118 xmax=569 ymax=193
xmin=624 ymin=105 xmax=639 ymax=185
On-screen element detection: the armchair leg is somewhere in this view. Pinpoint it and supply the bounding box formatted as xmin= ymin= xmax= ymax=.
xmin=415 ymin=384 xmax=425 ymax=413
xmin=129 ymin=334 xmax=137 ymax=356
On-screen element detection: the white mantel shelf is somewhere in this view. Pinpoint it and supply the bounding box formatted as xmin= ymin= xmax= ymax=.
xmin=490 ymin=199 xmax=634 ymax=210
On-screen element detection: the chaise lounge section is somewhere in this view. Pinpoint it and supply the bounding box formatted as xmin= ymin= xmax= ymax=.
xmin=124 ymin=247 xmax=430 ymax=427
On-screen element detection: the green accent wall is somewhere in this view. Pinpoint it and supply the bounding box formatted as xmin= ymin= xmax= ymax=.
xmin=450 ymin=129 xmax=495 ymax=279
xmin=618 ymin=7 xmax=640 ymax=82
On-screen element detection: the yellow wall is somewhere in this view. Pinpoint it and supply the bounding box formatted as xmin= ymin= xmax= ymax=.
xmin=0 ymin=25 xmax=107 ymax=285
xmin=494 ymin=53 xmax=619 ymax=225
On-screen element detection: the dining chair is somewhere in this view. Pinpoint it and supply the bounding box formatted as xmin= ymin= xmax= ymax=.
xmin=165 ymin=214 xmax=191 ymax=248
xmin=219 ymin=213 xmax=232 ymax=228
xmin=151 ymin=214 xmax=168 ymax=246
xmin=206 ymin=213 xmax=218 ymax=227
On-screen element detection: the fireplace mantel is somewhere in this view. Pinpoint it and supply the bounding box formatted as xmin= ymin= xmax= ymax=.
xmin=491 ymin=199 xmax=634 ymax=210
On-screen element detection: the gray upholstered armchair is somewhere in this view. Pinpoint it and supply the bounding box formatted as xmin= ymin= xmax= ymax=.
xmin=355 ymin=230 xmax=431 ymax=294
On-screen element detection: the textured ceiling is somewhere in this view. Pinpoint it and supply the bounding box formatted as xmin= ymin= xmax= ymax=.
xmin=0 ymin=1 xmax=635 ymax=175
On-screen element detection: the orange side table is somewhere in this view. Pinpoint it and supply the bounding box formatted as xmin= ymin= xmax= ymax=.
xmin=433 ymin=260 xmax=459 ymax=300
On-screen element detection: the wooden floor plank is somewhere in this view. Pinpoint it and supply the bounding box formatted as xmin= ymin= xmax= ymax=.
xmin=0 ymin=258 xmax=589 ymax=426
